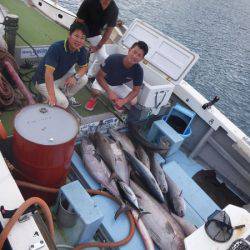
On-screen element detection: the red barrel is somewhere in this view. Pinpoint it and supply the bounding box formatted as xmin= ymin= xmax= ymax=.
xmin=13 ymin=104 xmax=79 ymax=203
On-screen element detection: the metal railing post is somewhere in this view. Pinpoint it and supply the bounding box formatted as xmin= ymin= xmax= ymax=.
xmin=4 ymin=14 xmax=19 ymax=56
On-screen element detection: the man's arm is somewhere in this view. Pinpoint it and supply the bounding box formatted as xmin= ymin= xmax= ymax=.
xmin=98 ymin=27 xmax=114 ymax=47
xmin=115 ymin=85 xmax=140 ymax=107
xmin=75 ymin=17 xmax=85 ymax=24
xmin=45 ymin=66 xmax=56 ymax=106
xmin=96 ymin=68 xmax=118 ymax=101
xmin=90 ymin=27 xmax=114 ymax=53
xmin=65 ymin=65 xmax=88 ymax=87
xmin=77 ymin=65 xmax=88 ymax=76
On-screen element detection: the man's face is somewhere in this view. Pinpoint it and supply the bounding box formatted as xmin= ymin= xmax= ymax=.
xmin=68 ymin=30 xmax=85 ymax=50
xmin=100 ymin=0 xmax=111 ymax=9
xmin=127 ymin=46 xmax=145 ymax=65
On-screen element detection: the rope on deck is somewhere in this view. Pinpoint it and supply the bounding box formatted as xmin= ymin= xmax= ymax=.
xmin=0 ymin=72 xmax=15 ymax=106
xmin=0 ymin=48 xmax=18 ymax=107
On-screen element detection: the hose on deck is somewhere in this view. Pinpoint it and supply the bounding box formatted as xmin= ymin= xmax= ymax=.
xmin=73 ymin=189 xmax=135 ymax=250
xmin=16 ymin=180 xmax=59 ymax=193
xmin=14 ymin=180 xmax=136 ymax=249
xmin=0 ymin=197 xmax=54 ymax=249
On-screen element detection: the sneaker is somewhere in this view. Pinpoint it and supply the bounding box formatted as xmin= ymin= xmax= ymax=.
xmin=88 ymin=76 xmax=95 ymax=83
xmin=85 ymin=98 xmax=97 ymax=111
xmin=68 ymin=97 xmax=81 ymax=108
xmin=113 ymin=104 xmax=124 ymax=113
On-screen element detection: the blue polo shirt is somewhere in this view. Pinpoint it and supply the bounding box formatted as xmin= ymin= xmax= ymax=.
xmin=32 ymin=40 xmax=88 ymax=84
xmin=101 ymin=54 xmax=143 ymax=86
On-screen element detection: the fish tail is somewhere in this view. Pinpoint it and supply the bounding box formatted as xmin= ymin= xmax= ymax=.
xmin=114 ymin=203 xmax=131 ymax=220
xmin=138 ymin=209 xmax=151 ymax=220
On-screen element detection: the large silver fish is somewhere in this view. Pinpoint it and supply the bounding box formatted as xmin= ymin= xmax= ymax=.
xmin=108 ymin=128 xmax=136 ymax=155
xmin=171 ymin=213 xmax=197 ymax=237
xmin=92 ymin=131 xmax=130 ymax=185
xmin=150 ymin=153 xmax=168 ymax=194
xmin=164 ymin=172 xmax=186 ymax=217
xmin=131 ymin=181 xmax=185 ymax=250
xmin=124 ymin=150 xmax=165 ymax=203
xmin=117 ymin=180 xmax=139 ymax=208
xmin=135 ymin=145 xmax=150 ymax=170
xmin=116 ymin=180 xmax=149 ymax=218
xmin=81 ymin=138 xmax=129 ymax=219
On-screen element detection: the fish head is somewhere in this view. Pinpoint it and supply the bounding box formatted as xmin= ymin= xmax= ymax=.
xmin=94 ymin=131 xmax=112 ymax=146
xmin=172 ymin=196 xmax=186 ymax=217
xmin=81 ymin=137 xmax=95 ymax=152
xmin=88 ymin=132 xmax=96 ymax=142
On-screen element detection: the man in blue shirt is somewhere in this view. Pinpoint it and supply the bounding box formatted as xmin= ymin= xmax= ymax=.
xmin=85 ymin=41 xmax=148 ymax=112
xmin=32 ymin=22 xmax=89 ymax=108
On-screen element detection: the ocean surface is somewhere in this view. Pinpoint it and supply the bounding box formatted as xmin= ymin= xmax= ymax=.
xmin=59 ymin=0 xmax=250 ymax=136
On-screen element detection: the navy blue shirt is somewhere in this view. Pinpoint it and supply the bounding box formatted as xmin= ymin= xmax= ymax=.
xmin=101 ymin=54 xmax=143 ymax=87
xmin=32 ymin=40 xmax=88 ymax=84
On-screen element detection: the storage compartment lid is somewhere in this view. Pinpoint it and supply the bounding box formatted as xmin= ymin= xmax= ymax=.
xmin=120 ymin=19 xmax=199 ymax=84
xmin=14 ymin=104 xmax=79 ymax=145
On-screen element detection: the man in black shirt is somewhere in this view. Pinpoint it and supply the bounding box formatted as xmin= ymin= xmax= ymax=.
xmin=76 ymin=0 xmax=119 ymax=77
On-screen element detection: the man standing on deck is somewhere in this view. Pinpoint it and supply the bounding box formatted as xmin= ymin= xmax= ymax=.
xmin=32 ymin=22 xmax=89 ymax=108
xmin=85 ymin=41 xmax=148 ymax=112
xmin=75 ymin=0 xmax=119 ymax=79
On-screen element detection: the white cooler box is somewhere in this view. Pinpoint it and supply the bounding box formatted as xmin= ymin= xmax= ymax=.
xmin=138 ymin=64 xmax=174 ymax=111
xmin=102 ymin=19 xmax=199 ymax=113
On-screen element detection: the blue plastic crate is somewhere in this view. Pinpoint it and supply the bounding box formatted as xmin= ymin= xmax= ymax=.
xmin=163 ymin=103 xmax=196 ymax=138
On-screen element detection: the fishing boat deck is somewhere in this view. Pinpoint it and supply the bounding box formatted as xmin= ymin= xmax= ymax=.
xmin=1 ymin=0 xmax=67 ymax=46
xmin=0 ymin=1 xmax=249 ymax=249
xmin=0 ymin=0 xmax=122 ymax=136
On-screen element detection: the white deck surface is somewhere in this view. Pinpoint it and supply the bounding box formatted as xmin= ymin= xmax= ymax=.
xmin=0 ymin=151 xmax=49 ymax=250
xmin=185 ymin=205 xmax=250 ymax=250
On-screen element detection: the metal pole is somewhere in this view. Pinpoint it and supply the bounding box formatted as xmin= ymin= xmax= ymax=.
xmin=3 ymin=60 xmax=36 ymax=105
xmin=4 ymin=14 xmax=19 ymax=56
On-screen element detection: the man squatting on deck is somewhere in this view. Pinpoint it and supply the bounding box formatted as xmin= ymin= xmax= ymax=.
xmin=75 ymin=0 xmax=119 ymax=79
xmin=85 ymin=41 xmax=149 ymax=111
xmin=32 ymin=22 xmax=89 ymax=108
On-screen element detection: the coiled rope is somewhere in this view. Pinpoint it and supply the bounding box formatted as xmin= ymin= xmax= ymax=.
xmin=0 ymin=48 xmax=19 ymax=107
xmin=0 ymin=72 xmax=15 ymax=106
